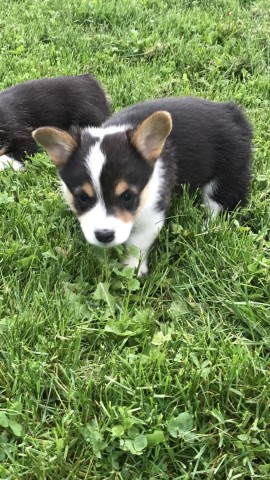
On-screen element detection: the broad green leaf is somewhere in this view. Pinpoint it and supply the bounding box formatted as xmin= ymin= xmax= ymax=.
xmin=259 ymin=465 xmax=270 ymax=474
xmin=133 ymin=434 xmax=147 ymax=452
xmin=0 ymin=317 xmax=16 ymax=331
xmin=152 ymin=330 xmax=171 ymax=346
xmin=127 ymin=426 xmax=140 ymax=438
xmin=167 ymin=412 xmax=193 ymax=438
xmin=127 ymin=278 xmax=140 ymax=291
xmin=104 ymin=319 xmax=134 ymax=336
xmin=92 ymin=282 xmax=116 ymax=307
xmin=111 ymin=425 xmax=125 ymax=437
xmin=237 ymin=434 xmax=249 ymax=442
xmin=146 ymin=430 xmax=166 ymax=445
xmin=0 ymin=449 xmax=5 ymax=461
xmin=0 ymin=413 xmax=9 ymax=429
xmin=0 ymin=193 xmax=14 ymax=205
xmin=83 ymin=421 xmax=105 ymax=459
xmin=184 ymin=432 xmax=196 ymax=443
xmin=168 ymin=300 xmax=189 ymax=319
xmin=120 ymin=438 xmax=137 ymax=455
xmin=120 ymin=437 xmax=146 ymax=456
xmin=9 ymin=401 xmax=23 ymax=414
xmin=65 ymin=289 xmax=90 ymax=319
xmin=18 ymin=255 xmax=35 ymax=266
xmin=113 ymin=266 xmax=135 ymax=278
xmin=8 ymin=420 xmax=23 ymax=437
xmin=105 ymin=316 xmax=143 ymax=337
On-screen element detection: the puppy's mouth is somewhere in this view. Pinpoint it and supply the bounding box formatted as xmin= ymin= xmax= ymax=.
xmin=85 ymin=235 xmax=129 ymax=249
xmin=93 ymin=239 xmax=120 ymax=248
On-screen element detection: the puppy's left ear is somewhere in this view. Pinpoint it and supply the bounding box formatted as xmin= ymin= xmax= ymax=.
xmin=130 ymin=111 xmax=172 ymax=164
xmin=32 ymin=127 xmax=77 ymax=167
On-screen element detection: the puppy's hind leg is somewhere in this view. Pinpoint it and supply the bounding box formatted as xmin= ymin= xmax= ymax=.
xmin=202 ymin=180 xmax=222 ymax=220
xmin=202 ymin=172 xmax=250 ymax=222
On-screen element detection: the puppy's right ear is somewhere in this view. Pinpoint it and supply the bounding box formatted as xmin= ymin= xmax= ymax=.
xmin=32 ymin=127 xmax=77 ymax=167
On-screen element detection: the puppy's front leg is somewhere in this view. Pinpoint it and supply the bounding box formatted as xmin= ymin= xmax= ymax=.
xmin=124 ymin=212 xmax=165 ymax=277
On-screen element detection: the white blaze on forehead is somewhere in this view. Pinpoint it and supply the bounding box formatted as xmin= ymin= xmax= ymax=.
xmin=84 ymin=124 xmax=131 ymax=198
xmin=83 ymin=123 xmax=132 ymax=141
xmin=85 ymin=141 xmax=106 ymax=197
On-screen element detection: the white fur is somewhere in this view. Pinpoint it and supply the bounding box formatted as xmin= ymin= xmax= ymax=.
xmin=85 ymin=141 xmax=106 ymax=197
xmin=82 ymin=124 xmax=131 ymax=141
xmin=0 ymin=155 xmax=24 ymax=171
xmin=202 ymin=180 xmax=222 ymax=218
xmin=124 ymin=159 xmax=166 ymax=276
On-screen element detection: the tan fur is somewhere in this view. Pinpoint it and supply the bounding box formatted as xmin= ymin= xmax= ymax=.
xmin=115 ymin=210 xmax=135 ymax=223
xmin=131 ymin=111 xmax=172 ymax=164
xmin=115 ymin=180 xmax=130 ymax=196
xmin=62 ymin=185 xmax=76 ymax=213
xmin=82 ymin=182 xmax=95 ymax=198
xmin=137 ymin=183 xmax=150 ymax=213
xmin=115 ymin=182 xmax=150 ymax=223
xmin=32 ymin=127 xmax=77 ymax=167
xmin=0 ymin=146 xmax=8 ymax=156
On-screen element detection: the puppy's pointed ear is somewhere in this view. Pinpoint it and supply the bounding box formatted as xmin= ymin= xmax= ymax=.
xmin=130 ymin=111 xmax=172 ymax=164
xmin=32 ymin=127 xmax=77 ymax=167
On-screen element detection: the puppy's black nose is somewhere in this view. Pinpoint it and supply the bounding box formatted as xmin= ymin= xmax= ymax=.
xmin=95 ymin=229 xmax=115 ymax=244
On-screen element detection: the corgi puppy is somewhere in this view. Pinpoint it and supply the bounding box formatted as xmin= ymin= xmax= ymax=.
xmin=33 ymin=97 xmax=252 ymax=276
xmin=0 ymin=74 xmax=110 ymax=171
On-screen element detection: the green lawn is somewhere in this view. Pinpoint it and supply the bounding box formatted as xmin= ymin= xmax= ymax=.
xmin=0 ymin=0 xmax=269 ymax=478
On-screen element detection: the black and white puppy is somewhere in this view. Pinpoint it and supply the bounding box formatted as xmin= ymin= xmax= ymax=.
xmin=33 ymin=97 xmax=252 ymax=276
xmin=0 ymin=74 xmax=110 ymax=170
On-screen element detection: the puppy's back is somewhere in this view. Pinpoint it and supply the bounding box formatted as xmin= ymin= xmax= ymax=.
xmin=104 ymin=96 xmax=252 ymax=187
xmin=0 ymin=74 xmax=110 ymax=162
xmin=104 ymin=97 xmax=252 ymax=208
xmin=0 ymin=74 xmax=109 ymax=128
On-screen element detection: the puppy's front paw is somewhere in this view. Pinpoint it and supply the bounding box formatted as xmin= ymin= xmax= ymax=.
xmin=124 ymin=255 xmax=139 ymax=270
xmin=123 ymin=256 xmax=148 ymax=278
xmin=137 ymin=260 xmax=148 ymax=278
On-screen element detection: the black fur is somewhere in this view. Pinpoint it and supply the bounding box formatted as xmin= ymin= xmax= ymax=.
xmin=103 ymin=97 xmax=252 ymax=211
xmin=0 ymin=74 xmax=110 ymax=162
xmin=99 ymin=133 xmax=153 ymax=215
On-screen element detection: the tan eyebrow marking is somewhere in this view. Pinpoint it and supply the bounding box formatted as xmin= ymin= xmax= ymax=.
xmin=115 ymin=181 xmax=151 ymax=224
xmin=82 ymin=182 xmax=95 ymax=197
xmin=115 ymin=180 xmax=130 ymax=196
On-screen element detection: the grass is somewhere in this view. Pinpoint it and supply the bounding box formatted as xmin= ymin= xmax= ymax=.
xmin=0 ymin=0 xmax=269 ymax=478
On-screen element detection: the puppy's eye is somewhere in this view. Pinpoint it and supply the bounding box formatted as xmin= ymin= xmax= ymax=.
xmin=78 ymin=192 xmax=89 ymax=205
xmin=75 ymin=191 xmax=95 ymax=211
xmin=121 ymin=190 xmax=134 ymax=203
xmin=119 ymin=189 xmax=137 ymax=210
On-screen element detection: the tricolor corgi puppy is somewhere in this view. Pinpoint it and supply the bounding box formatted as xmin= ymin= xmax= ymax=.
xmin=0 ymin=74 xmax=110 ymax=171
xmin=33 ymin=97 xmax=252 ymax=276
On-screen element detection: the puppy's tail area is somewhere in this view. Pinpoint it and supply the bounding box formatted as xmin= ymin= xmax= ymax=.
xmin=224 ymin=101 xmax=253 ymax=138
